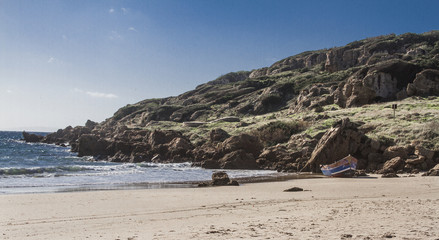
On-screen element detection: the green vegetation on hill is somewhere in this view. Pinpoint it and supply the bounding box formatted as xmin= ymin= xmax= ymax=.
xmin=99 ymin=31 xmax=439 ymax=151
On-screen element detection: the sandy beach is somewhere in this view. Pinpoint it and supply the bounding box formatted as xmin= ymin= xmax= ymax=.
xmin=1 ymin=175 xmax=438 ymax=240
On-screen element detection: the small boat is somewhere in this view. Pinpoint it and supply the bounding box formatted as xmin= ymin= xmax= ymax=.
xmin=320 ymin=155 xmax=358 ymax=177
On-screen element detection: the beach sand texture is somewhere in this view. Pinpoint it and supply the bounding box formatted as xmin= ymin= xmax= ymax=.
xmin=1 ymin=175 xmax=438 ymax=240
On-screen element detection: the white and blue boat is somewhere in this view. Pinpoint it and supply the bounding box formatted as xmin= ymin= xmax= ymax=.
xmin=320 ymin=155 xmax=358 ymax=177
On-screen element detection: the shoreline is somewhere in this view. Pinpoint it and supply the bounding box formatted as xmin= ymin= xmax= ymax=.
xmin=1 ymin=174 xmax=438 ymax=239
xmin=0 ymin=172 xmax=323 ymax=195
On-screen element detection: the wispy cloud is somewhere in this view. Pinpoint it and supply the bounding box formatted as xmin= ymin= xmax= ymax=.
xmin=74 ymin=88 xmax=118 ymax=99
xmin=109 ymin=8 xmax=115 ymax=14
xmin=47 ymin=56 xmax=63 ymax=64
xmin=109 ymin=30 xmax=123 ymax=40
xmin=86 ymin=91 xmax=118 ymax=99
xmin=128 ymin=27 xmax=138 ymax=32
xmin=121 ymin=7 xmax=128 ymax=14
xmin=6 ymin=89 xmax=12 ymax=94
xmin=48 ymin=56 xmax=64 ymax=64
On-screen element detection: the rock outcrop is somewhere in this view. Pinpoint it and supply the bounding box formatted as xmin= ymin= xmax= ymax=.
xmin=289 ymin=84 xmax=335 ymax=113
xmin=303 ymin=118 xmax=369 ymax=172
xmin=338 ymin=61 xmax=423 ymax=107
xmin=256 ymin=145 xmax=305 ymax=172
xmin=22 ymin=131 xmax=44 ymax=143
xmin=220 ymin=134 xmax=263 ymax=158
xmin=381 ymin=157 xmax=405 ymax=173
xmin=195 ymin=133 xmax=264 ymax=170
xmin=407 ymin=69 xmax=439 ymax=96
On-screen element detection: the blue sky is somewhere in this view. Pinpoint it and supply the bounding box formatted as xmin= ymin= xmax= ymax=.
xmin=1 ymin=0 xmax=438 ymax=131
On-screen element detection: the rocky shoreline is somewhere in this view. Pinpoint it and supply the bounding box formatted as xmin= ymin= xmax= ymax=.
xmin=22 ymin=117 xmax=439 ymax=177
xmin=23 ymin=32 xmax=439 ymax=177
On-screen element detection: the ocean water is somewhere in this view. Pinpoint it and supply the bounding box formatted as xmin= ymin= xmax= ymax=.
xmin=0 ymin=131 xmax=277 ymax=194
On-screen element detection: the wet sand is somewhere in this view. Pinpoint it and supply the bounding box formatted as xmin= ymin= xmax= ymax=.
xmin=1 ymin=174 xmax=438 ymax=239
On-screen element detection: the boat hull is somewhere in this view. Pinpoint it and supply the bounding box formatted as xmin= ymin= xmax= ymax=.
xmin=320 ymin=155 xmax=358 ymax=177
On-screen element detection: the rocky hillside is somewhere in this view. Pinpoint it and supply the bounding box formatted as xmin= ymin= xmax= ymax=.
xmin=24 ymin=31 xmax=439 ymax=176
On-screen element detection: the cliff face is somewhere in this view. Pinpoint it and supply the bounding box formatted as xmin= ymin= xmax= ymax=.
xmin=28 ymin=31 xmax=439 ymax=175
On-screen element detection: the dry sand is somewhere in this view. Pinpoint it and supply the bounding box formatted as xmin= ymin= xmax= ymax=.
xmin=1 ymin=175 xmax=438 ymax=240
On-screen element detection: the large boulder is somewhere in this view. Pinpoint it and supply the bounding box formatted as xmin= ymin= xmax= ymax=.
xmin=423 ymin=164 xmax=439 ymax=176
xmin=165 ymin=137 xmax=194 ymax=162
xmin=303 ymin=118 xmax=367 ymax=172
xmin=211 ymin=171 xmax=231 ymax=185
xmin=256 ymin=145 xmax=301 ymax=171
xmin=210 ymin=171 xmax=239 ymax=186
xmin=414 ymin=146 xmax=435 ymax=161
xmin=148 ymin=130 xmax=182 ymax=146
xmin=383 ymin=146 xmax=409 ymax=159
xmin=130 ymin=142 xmax=152 ymax=163
xmin=219 ymin=150 xmax=259 ymax=169
xmin=77 ymin=134 xmax=112 ymax=157
xmin=209 ymin=128 xmax=230 ymax=142
xmin=407 ymin=69 xmax=439 ymax=96
xmin=381 ymin=157 xmax=404 ymax=173
xmin=405 ymin=156 xmax=426 ymax=165
xmin=168 ymin=137 xmax=193 ymax=152
xmin=220 ymin=134 xmax=263 ymax=158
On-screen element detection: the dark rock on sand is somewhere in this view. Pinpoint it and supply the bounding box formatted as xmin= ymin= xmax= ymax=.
xmin=211 ymin=171 xmax=239 ymax=186
xmin=283 ymin=187 xmax=304 ymax=192
xmin=381 ymin=157 xmax=405 ymax=173
xmin=381 ymin=232 xmax=396 ymax=238
xmin=212 ymin=171 xmax=231 ymax=185
xmin=340 ymin=234 xmax=353 ymax=239
xmin=381 ymin=172 xmax=399 ymax=178
xmin=423 ymin=164 xmax=439 ymax=176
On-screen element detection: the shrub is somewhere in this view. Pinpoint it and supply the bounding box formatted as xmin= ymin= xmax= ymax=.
xmin=253 ymin=120 xmax=308 ymax=146
xmin=260 ymin=94 xmax=282 ymax=106
xmin=430 ymin=41 xmax=439 ymax=54
xmin=422 ymin=120 xmax=439 ymax=150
